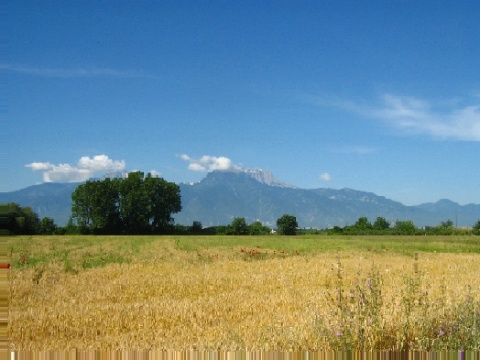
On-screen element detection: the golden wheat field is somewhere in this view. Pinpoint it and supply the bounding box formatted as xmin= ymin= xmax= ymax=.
xmin=5 ymin=235 xmax=480 ymax=351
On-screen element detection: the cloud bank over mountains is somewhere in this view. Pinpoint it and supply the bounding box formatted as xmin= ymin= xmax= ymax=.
xmin=25 ymin=154 xmax=249 ymax=184
xmin=24 ymin=153 xmax=324 ymax=189
xmin=178 ymin=154 xmax=242 ymax=172
xmin=26 ymin=155 xmax=126 ymax=183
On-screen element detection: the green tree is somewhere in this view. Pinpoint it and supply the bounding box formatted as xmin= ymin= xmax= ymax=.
xmin=329 ymin=226 xmax=344 ymax=234
xmin=143 ymin=174 xmax=182 ymax=233
xmin=5 ymin=203 xmax=23 ymax=234
xmin=119 ymin=172 xmax=150 ymax=234
xmin=212 ymin=225 xmax=228 ymax=235
xmin=0 ymin=204 xmax=9 ymax=235
xmin=435 ymin=219 xmax=455 ymax=235
xmin=94 ymin=178 xmax=122 ymax=233
xmin=71 ymin=172 xmax=181 ymax=234
xmin=249 ymin=221 xmax=270 ymax=235
xmin=20 ymin=206 xmax=41 ymax=234
xmin=190 ymin=221 xmax=203 ymax=234
xmin=63 ymin=217 xmax=80 ymax=235
xmin=276 ymin=214 xmax=298 ymax=235
xmin=71 ymin=182 xmax=92 ymax=232
xmin=472 ymin=219 xmax=480 ymax=235
xmin=354 ymin=217 xmax=373 ymax=231
xmin=230 ymin=217 xmax=249 ymax=235
xmin=2 ymin=203 xmax=41 ymax=235
xmin=440 ymin=219 xmax=454 ymax=228
xmin=393 ymin=220 xmax=417 ymax=235
xmin=71 ymin=178 xmax=121 ymax=234
xmin=40 ymin=217 xmax=57 ymax=235
xmin=373 ymin=217 xmax=390 ymax=231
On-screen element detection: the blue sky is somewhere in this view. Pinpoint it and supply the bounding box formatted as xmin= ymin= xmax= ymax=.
xmin=3 ymin=1 xmax=480 ymax=205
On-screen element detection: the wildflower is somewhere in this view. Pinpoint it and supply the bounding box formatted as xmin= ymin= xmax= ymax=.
xmin=439 ymin=328 xmax=445 ymax=337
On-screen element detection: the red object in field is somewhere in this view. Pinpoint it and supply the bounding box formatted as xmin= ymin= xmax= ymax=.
xmin=0 ymin=263 xmax=10 ymax=269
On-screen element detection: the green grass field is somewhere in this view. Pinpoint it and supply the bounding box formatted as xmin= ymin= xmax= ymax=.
xmin=5 ymin=234 xmax=480 ymax=271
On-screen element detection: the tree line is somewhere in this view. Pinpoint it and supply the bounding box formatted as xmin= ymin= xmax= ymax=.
xmin=0 ymin=203 xmax=58 ymax=235
xmin=327 ymin=216 xmax=480 ymax=236
xmin=0 ymin=171 xmax=182 ymax=235
xmin=174 ymin=214 xmax=298 ymax=236
xmin=2 ymin=172 xmax=480 ymax=236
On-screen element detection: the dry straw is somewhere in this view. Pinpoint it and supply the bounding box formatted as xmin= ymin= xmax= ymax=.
xmin=9 ymin=249 xmax=480 ymax=351
xmin=8 ymin=244 xmax=480 ymax=352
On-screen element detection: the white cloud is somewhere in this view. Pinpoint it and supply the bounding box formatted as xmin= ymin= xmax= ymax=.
xmin=320 ymin=172 xmax=332 ymax=182
xmin=374 ymin=94 xmax=480 ymax=141
xmin=316 ymin=93 xmax=480 ymax=141
xmin=26 ymin=155 xmax=127 ymax=183
xmin=25 ymin=162 xmax=54 ymax=171
xmin=179 ymin=154 xmax=241 ymax=172
xmin=77 ymin=155 xmax=125 ymax=172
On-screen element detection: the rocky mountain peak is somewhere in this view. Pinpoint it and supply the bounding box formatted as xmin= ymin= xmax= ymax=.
xmin=242 ymin=168 xmax=296 ymax=188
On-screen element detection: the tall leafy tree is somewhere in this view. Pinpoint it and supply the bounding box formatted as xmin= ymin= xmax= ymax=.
xmin=373 ymin=217 xmax=390 ymax=230
xmin=20 ymin=206 xmax=41 ymax=234
xmin=2 ymin=203 xmax=41 ymax=235
xmin=249 ymin=221 xmax=271 ymax=235
xmin=190 ymin=221 xmax=203 ymax=234
xmin=40 ymin=217 xmax=57 ymax=235
xmin=98 ymin=178 xmax=122 ymax=233
xmin=71 ymin=172 xmax=181 ymax=234
xmin=276 ymin=214 xmax=298 ymax=235
xmin=354 ymin=217 xmax=373 ymax=231
xmin=71 ymin=182 xmax=91 ymax=232
xmin=0 ymin=205 xmax=9 ymax=235
xmin=473 ymin=219 xmax=480 ymax=234
xmin=393 ymin=220 xmax=417 ymax=235
xmin=440 ymin=219 xmax=454 ymax=228
xmin=71 ymin=179 xmax=121 ymax=234
xmin=143 ymin=174 xmax=182 ymax=233
xmin=230 ymin=217 xmax=249 ymax=235
xmin=119 ymin=172 xmax=150 ymax=234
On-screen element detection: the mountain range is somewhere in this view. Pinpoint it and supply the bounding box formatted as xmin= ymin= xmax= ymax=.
xmin=1 ymin=169 xmax=479 ymax=228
